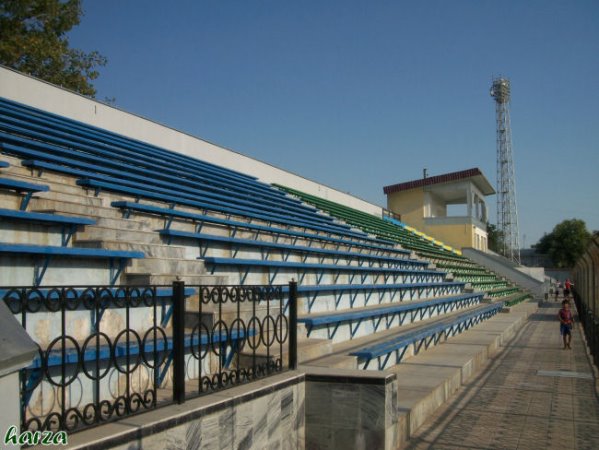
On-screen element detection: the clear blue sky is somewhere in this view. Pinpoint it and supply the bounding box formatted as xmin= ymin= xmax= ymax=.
xmin=69 ymin=0 xmax=599 ymax=247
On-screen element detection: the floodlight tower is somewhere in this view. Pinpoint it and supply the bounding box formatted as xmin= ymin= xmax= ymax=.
xmin=490 ymin=77 xmax=521 ymax=264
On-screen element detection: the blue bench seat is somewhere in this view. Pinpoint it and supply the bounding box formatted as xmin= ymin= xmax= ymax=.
xmin=0 ymin=101 xmax=276 ymax=194
xmin=298 ymin=292 xmax=484 ymax=338
xmin=20 ymin=326 xmax=254 ymax=406
xmin=0 ymin=208 xmax=95 ymax=245
xmin=282 ymin=281 xmax=466 ymax=311
xmin=0 ymin=161 xmax=8 ymax=168
xmin=114 ymin=201 xmax=400 ymax=251
xmin=0 ymin=134 xmax=317 ymax=223
xmin=8 ymin=150 xmax=321 ymax=225
xmin=0 ymin=140 xmax=326 ymax=226
xmin=0 ymin=107 xmax=270 ymax=188
xmin=75 ymin=177 xmax=362 ymax=239
xmin=0 ymin=177 xmax=49 ymax=210
xmin=163 ymin=229 xmax=423 ymax=270
xmin=202 ymin=256 xmax=445 ymax=285
xmin=0 ymin=243 xmax=144 ymax=286
xmin=349 ymin=302 xmax=504 ymax=369
xmin=26 ymin=327 xmax=255 ymax=369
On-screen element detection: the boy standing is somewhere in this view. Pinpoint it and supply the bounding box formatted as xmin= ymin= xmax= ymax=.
xmin=558 ymin=300 xmax=574 ymax=349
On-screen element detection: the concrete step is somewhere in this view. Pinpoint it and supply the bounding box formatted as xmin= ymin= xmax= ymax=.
xmin=75 ymin=226 xmax=164 ymax=244
xmin=304 ymin=353 xmax=358 ymax=369
xmin=2 ymin=158 xmax=85 ymax=187
xmin=36 ymin=188 xmax=106 ymax=206
xmin=129 ymin=257 xmax=204 ymax=274
xmin=93 ymin=216 xmax=155 ymax=232
xmin=252 ymin=339 xmax=332 ymax=364
xmin=390 ymin=301 xmax=537 ymax=444
xmin=296 ymin=338 xmax=334 ymax=363
xmin=124 ymin=273 xmax=225 ymax=285
xmin=0 ymin=194 xmax=25 ymax=211
xmin=74 ymin=239 xmax=188 ymax=259
xmin=30 ymin=190 xmax=105 ymax=207
xmin=1 ymin=171 xmax=87 ymax=196
xmin=28 ymin=199 xmax=124 ymax=219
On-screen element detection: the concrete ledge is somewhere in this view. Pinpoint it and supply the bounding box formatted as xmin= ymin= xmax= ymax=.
xmin=302 ymin=365 xmax=399 ymax=450
xmin=389 ymin=300 xmax=537 ymax=444
xmin=50 ymin=371 xmax=305 ymax=450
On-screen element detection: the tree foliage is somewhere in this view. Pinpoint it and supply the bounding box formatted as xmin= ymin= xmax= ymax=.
xmin=486 ymin=222 xmax=504 ymax=254
xmin=534 ymin=219 xmax=592 ymax=268
xmin=0 ymin=0 xmax=106 ymax=97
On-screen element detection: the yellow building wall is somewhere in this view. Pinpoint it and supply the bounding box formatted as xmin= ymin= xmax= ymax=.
xmin=423 ymin=223 xmax=473 ymax=250
xmin=423 ymin=223 xmax=487 ymax=251
xmin=387 ymin=190 xmax=425 ymax=230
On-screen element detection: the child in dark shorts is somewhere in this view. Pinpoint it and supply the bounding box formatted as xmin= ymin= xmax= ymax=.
xmin=558 ymin=300 xmax=574 ymax=349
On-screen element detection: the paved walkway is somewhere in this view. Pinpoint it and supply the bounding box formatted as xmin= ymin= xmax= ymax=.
xmin=402 ymin=303 xmax=599 ymax=450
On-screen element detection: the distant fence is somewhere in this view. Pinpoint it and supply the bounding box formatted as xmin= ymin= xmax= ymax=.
xmin=1 ymin=281 xmax=297 ymax=435
xmin=572 ymin=233 xmax=599 ymax=367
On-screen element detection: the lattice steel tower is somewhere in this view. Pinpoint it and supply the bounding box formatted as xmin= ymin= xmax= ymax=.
xmin=490 ymin=77 xmax=520 ymax=264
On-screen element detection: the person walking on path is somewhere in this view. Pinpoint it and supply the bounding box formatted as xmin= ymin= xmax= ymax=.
xmin=558 ymin=299 xmax=574 ymax=349
xmin=564 ymin=279 xmax=573 ymax=299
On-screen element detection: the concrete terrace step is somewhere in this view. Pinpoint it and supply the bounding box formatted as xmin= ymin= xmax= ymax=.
xmin=124 ymin=273 xmax=226 ymax=285
xmin=390 ymin=299 xmax=538 ymax=445
xmin=27 ymin=198 xmax=124 ymax=219
xmin=251 ymin=337 xmax=335 ymax=367
xmin=305 ymin=300 xmax=503 ymax=369
xmin=74 ymin=226 xmax=164 ymax=244
xmin=0 ymin=170 xmax=88 ymax=196
xmin=74 ymin=239 xmax=189 ymax=259
xmin=32 ymin=190 xmax=105 ymax=207
xmin=129 ymin=257 xmax=204 ymax=274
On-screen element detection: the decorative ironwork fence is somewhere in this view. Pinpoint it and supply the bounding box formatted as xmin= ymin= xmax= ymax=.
xmin=1 ymin=281 xmax=297 ymax=435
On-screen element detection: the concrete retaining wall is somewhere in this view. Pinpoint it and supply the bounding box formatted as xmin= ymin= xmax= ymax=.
xmin=64 ymin=372 xmax=305 ymax=450
xmin=462 ymin=247 xmax=547 ymax=299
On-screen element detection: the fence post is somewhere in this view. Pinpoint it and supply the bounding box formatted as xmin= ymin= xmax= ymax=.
xmin=172 ymin=280 xmax=186 ymax=404
xmin=288 ymin=280 xmax=298 ymax=370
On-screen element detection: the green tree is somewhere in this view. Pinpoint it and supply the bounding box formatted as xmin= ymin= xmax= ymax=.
xmin=534 ymin=219 xmax=592 ymax=268
xmin=486 ymin=222 xmax=504 ymax=254
xmin=0 ymin=0 xmax=106 ymax=97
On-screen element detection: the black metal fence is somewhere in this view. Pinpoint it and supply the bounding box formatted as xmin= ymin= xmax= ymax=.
xmin=1 ymin=281 xmax=298 ymax=435
xmin=573 ymin=289 xmax=599 ymax=368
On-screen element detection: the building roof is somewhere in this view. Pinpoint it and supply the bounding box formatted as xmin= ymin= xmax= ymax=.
xmin=383 ymin=167 xmax=495 ymax=196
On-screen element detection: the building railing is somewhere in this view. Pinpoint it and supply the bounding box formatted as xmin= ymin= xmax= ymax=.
xmin=1 ymin=281 xmax=298 ymax=435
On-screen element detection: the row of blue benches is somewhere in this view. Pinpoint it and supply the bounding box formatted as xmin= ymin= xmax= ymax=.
xmin=115 ymin=201 xmax=400 ymax=252
xmin=0 ymin=176 xmax=144 ymax=285
xmin=298 ymin=292 xmax=484 ymax=339
xmin=282 ymin=281 xmax=466 ymax=312
xmin=162 ymin=229 xmax=418 ymax=268
xmin=0 ymin=133 xmax=329 ymax=228
xmin=0 ymin=98 xmax=413 ymax=256
xmin=0 ymin=135 xmax=337 ymax=230
xmin=203 ymin=256 xmax=445 ymax=285
xmin=0 ymin=98 xmax=265 ymax=188
xmin=0 ymin=130 xmax=354 ymax=237
xmin=350 ymin=301 xmax=505 ymax=369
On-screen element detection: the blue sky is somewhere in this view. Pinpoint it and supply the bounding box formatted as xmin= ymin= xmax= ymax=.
xmin=69 ymin=0 xmax=599 ymax=247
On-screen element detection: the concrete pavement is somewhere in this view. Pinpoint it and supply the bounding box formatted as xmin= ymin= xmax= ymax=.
xmin=402 ymin=303 xmax=599 ymax=450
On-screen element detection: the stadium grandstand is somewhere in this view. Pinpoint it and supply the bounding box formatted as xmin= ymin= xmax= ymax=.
xmin=0 ymin=66 xmax=537 ymax=448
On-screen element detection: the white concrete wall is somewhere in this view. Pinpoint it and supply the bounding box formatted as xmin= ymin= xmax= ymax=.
xmin=0 ymin=66 xmax=382 ymax=216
